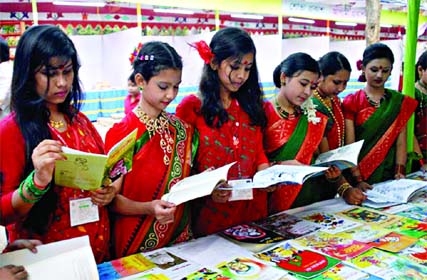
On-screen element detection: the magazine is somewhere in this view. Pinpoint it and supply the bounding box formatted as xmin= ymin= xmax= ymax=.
xmin=362 ymin=179 xmax=427 ymax=208
xmin=54 ymin=129 xmax=137 ymax=191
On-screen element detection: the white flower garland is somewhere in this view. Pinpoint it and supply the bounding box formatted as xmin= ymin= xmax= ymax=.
xmin=301 ymin=97 xmax=321 ymax=124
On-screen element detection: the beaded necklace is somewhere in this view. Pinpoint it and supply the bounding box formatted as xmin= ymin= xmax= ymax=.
xmin=313 ymin=90 xmax=345 ymax=147
xmin=364 ymin=91 xmax=386 ymax=108
xmin=274 ymin=97 xmax=300 ymax=120
xmin=134 ymin=106 xmax=173 ymax=165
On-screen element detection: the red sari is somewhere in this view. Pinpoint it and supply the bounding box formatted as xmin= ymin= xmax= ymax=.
xmin=263 ymin=101 xmax=328 ymax=213
xmin=0 ymin=112 xmax=110 ymax=263
xmin=105 ymin=112 xmax=194 ymax=258
xmin=176 ymin=95 xmax=269 ymax=237
xmin=343 ymin=89 xmax=418 ymax=183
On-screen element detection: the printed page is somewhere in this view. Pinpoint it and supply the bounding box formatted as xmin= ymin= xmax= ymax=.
xmin=0 ymin=236 xmax=99 ymax=280
xmin=314 ymin=140 xmax=364 ymax=169
xmin=161 ymin=162 xmax=236 ymax=205
xmin=363 ymin=179 xmax=427 ymax=208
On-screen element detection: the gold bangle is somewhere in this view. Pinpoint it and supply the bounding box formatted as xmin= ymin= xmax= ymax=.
xmin=337 ymin=183 xmax=352 ymax=197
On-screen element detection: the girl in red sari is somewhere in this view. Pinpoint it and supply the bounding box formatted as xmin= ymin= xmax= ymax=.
xmin=343 ymin=43 xmax=418 ymax=184
xmin=105 ymin=42 xmax=196 ymax=258
xmin=176 ymin=27 xmax=270 ymax=237
xmin=264 ymin=53 xmax=331 ymax=214
xmin=0 ymin=25 xmax=115 ymax=263
xmin=313 ymin=52 xmax=367 ymax=205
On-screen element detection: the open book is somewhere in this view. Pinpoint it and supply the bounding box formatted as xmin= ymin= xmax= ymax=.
xmin=0 ymin=236 xmax=99 ymax=280
xmin=54 ymin=129 xmax=137 ymax=191
xmin=313 ymin=139 xmax=364 ymax=169
xmin=161 ymin=162 xmax=236 ymax=205
xmin=363 ymin=179 xmax=427 ymax=208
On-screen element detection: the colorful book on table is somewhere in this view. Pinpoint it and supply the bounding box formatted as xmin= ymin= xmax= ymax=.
xmin=337 ymin=206 xmax=403 ymax=228
xmin=400 ymin=238 xmax=427 ymax=266
xmin=215 ymin=257 xmax=288 ymax=279
xmin=55 ymin=128 xmax=137 ymax=191
xmin=382 ymin=203 xmax=427 ymax=223
xmin=255 ymin=241 xmax=341 ymax=279
xmin=384 ymin=216 xmax=427 ymax=239
xmin=368 ymin=231 xmax=418 ymax=253
xmin=333 ymin=224 xmax=391 ymax=243
xmin=97 ymin=252 xmax=156 ymax=280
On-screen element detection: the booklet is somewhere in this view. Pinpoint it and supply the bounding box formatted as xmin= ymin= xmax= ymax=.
xmin=161 ymin=162 xmax=236 ymax=205
xmin=313 ymin=140 xmax=364 ymax=170
xmin=362 ymin=179 xmax=427 ymax=208
xmin=54 ymin=129 xmax=137 ymax=191
xmin=218 ymin=165 xmax=328 ymax=190
xmin=0 ymin=236 xmax=99 ymax=280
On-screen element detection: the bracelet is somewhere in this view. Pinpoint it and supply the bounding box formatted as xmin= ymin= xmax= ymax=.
xmin=337 ymin=182 xmax=352 ymax=197
xmin=395 ymin=164 xmax=406 ymax=176
xmin=18 ymin=181 xmax=39 ymax=204
xmin=420 ymin=159 xmax=426 ymax=166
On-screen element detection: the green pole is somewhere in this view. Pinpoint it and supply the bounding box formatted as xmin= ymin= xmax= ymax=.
xmin=403 ymin=0 xmax=420 ymax=172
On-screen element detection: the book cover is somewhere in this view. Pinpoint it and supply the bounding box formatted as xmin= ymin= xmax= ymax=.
xmin=216 ymin=257 xmax=287 ymax=279
xmin=254 ymin=212 xmax=321 ymax=240
xmin=384 ymin=216 xmax=427 ymax=239
xmin=350 ymin=248 xmax=427 ymax=279
xmin=255 ymin=241 xmax=340 ymax=279
xmin=293 ymin=231 xmax=372 ymax=261
xmin=97 ymin=253 xmax=156 ymax=280
xmin=54 ymin=129 xmax=137 ymax=191
xmin=368 ymin=232 xmax=418 ymax=253
xmin=293 ymin=210 xmax=362 ymax=234
xmin=306 ymin=263 xmax=378 ymax=280
xmin=337 ymin=207 xmax=402 ymax=228
xmin=333 ymin=224 xmax=391 ymax=243
xmin=400 ymin=238 xmax=427 ymax=265
xmin=181 ymin=267 xmax=230 ymax=280
xmin=382 ymin=203 xmax=427 ymax=222
xmin=221 ymin=224 xmax=285 ymax=253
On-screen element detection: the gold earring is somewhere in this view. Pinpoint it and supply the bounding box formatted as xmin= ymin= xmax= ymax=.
xmin=280 ymin=80 xmax=286 ymax=86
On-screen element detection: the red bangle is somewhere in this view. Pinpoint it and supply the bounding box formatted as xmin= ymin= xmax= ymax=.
xmin=420 ymin=159 xmax=426 ymax=166
xmin=32 ymin=175 xmax=47 ymax=190
xmin=395 ymin=164 xmax=406 ymax=175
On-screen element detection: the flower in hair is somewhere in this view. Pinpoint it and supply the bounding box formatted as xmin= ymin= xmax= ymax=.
xmin=129 ymin=42 xmax=143 ymax=65
xmin=356 ymin=59 xmax=363 ymax=71
xmin=189 ymin=40 xmax=213 ymax=64
xmin=301 ymin=98 xmax=321 ymax=124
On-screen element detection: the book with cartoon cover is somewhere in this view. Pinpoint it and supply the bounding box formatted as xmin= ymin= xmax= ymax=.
xmin=55 ymin=129 xmax=137 ymax=191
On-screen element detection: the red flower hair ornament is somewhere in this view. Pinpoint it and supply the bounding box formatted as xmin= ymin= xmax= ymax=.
xmin=129 ymin=42 xmax=143 ymax=65
xmin=189 ymin=40 xmax=213 ymax=64
xmin=356 ymin=59 xmax=363 ymax=71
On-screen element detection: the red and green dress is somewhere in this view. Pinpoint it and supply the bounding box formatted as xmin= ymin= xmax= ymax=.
xmin=263 ymin=100 xmax=329 ymax=214
xmin=105 ymin=112 xmax=196 ymax=258
xmin=342 ymin=89 xmax=418 ymax=184
xmin=176 ymin=94 xmax=269 ymax=237
xmin=0 ymin=112 xmax=110 ymax=263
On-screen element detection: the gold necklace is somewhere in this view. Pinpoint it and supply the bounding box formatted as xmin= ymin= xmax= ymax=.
xmin=134 ymin=106 xmax=173 ymax=165
xmin=49 ymin=119 xmax=65 ymax=129
xmin=365 ymin=91 xmax=385 ymax=108
xmin=313 ymin=90 xmax=344 ymax=147
xmin=274 ymin=97 xmax=300 ymax=119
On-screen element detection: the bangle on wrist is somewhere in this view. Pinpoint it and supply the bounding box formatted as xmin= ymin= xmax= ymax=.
xmin=420 ymin=158 xmax=426 ymax=166
xmin=337 ymin=182 xmax=352 ymax=197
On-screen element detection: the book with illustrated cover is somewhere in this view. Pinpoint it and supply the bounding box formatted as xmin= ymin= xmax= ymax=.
xmin=55 ymin=129 xmax=137 ymax=191
xmin=293 ymin=231 xmax=372 ymax=261
xmin=400 ymin=238 xmax=427 ymax=266
xmin=253 ymin=212 xmax=321 ymax=239
xmin=368 ymin=232 xmax=418 ymax=253
xmin=362 ymin=179 xmax=427 ymax=208
xmin=292 ymin=210 xmax=362 ymax=234
xmin=383 ymin=203 xmax=427 ymax=223
xmin=216 ymin=257 xmax=288 ymax=279
xmin=333 ymin=224 xmax=391 ymax=243
xmin=337 ymin=207 xmax=402 ymax=228
xmin=255 ymin=241 xmax=341 ymax=279
xmin=307 ymin=263 xmax=380 ymax=280
xmin=221 ymin=224 xmax=285 ymax=253
xmin=97 ymin=252 xmax=156 ymax=280
xmin=384 ymin=216 xmax=427 ymax=239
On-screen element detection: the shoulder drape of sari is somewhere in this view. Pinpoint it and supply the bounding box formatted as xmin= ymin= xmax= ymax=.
xmin=176 ymin=95 xmax=268 ymax=237
xmin=3 ymin=112 xmax=110 ymax=263
xmin=264 ymin=101 xmax=328 ymax=213
xmin=349 ymin=89 xmax=418 ymax=183
xmin=313 ymin=96 xmax=344 ymax=150
xmin=105 ymin=113 xmax=195 ymax=258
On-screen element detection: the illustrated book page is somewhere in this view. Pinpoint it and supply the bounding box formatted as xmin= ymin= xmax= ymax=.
xmin=54 ymin=129 xmax=137 ymax=191
xmin=313 ymin=140 xmax=364 ymax=170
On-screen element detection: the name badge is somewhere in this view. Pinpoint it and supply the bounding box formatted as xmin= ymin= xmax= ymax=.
xmin=228 ymin=179 xmax=253 ymax=201
xmin=69 ymin=197 xmax=99 ymax=227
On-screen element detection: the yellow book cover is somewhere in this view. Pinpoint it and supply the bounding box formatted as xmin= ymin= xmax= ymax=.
xmin=54 ymin=129 xmax=137 ymax=191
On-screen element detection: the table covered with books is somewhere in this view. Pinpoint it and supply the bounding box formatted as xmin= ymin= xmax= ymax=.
xmin=96 ymin=171 xmax=427 ymax=280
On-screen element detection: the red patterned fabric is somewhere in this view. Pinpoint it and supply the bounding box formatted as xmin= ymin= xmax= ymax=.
xmin=105 ymin=112 xmax=193 ymax=258
xmin=263 ymin=101 xmax=327 ymax=213
xmin=176 ymin=94 xmax=268 ymax=237
xmin=0 ymin=112 xmax=110 ymax=263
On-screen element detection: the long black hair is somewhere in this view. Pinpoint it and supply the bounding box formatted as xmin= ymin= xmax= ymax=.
xmin=416 ymin=51 xmax=427 ymax=81
xmin=10 ymin=24 xmax=83 ymax=234
xmin=198 ymin=27 xmax=266 ymax=128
